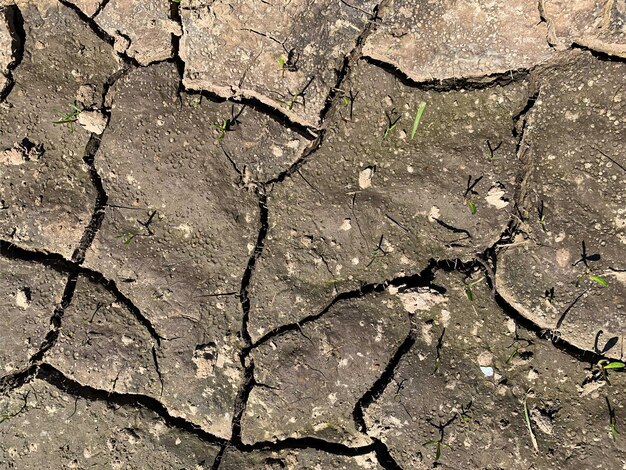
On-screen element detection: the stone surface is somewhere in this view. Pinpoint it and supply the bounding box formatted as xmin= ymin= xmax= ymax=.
xmin=220 ymin=447 xmax=382 ymax=469
xmin=248 ymin=60 xmax=527 ymax=341
xmin=180 ymin=0 xmax=377 ymax=127
xmin=242 ymin=291 xmax=410 ymax=446
xmin=0 ymin=257 xmax=66 ymax=373
xmin=365 ymin=271 xmax=626 ymax=468
xmin=0 ymin=378 xmax=220 ymax=468
xmin=543 ymin=0 xmax=604 ymax=49
xmin=0 ymin=2 xmax=120 ymax=258
xmin=95 ymin=0 xmax=181 ymax=65
xmin=362 ymin=0 xmax=553 ymax=82
xmin=497 ymin=52 xmax=626 ymax=354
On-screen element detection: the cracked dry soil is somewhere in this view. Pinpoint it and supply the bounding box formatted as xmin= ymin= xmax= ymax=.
xmin=0 ymin=0 xmax=625 ymax=469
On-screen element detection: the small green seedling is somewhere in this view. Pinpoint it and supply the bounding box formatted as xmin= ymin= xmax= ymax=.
xmin=340 ymin=89 xmax=358 ymax=120
xmin=281 ymin=94 xmax=301 ymax=110
xmin=463 ymin=276 xmax=485 ymax=301
xmin=116 ymin=231 xmax=137 ymax=245
xmin=212 ymin=119 xmax=231 ymax=141
xmin=116 ymin=209 xmax=159 ymax=245
xmin=383 ymin=108 xmax=401 ymax=140
xmin=465 ymin=284 xmax=474 ymax=301
xmin=410 ymin=101 xmax=426 ymax=139
xmin=466 ymin=199 xmax=477 ymax=215
xmin=506 ymin=346 xmax=519 ymax=364
xmin=280 ymin=76 xmax=314 ymax=110
xmin=507 ymin=330 xmax=535 ymax=364
xmin=589 ymin=275 xmax=609 ymax=287
xmin=459 ymin=400 xmax=473 ymax=424
xmin=53 ymin=103 xmax=82 ymax=133
xmin=424 ymin=413 xmax=457 ymax=464
xmin=575 ymin=269 xmax=609 ymax=288
xmin=523 ymin=389 xmax=539 ymax=452
xmin=484 ymin=139 xmax=502 ymax=161
xmin=538 ymin=200 xmax=547 ymax=231
xmin=423 ymin=439 xmax=448 ymax=463
xmin=278 ymin=47 xmax=299 ymax=75
xmin=607 ymin=397 xmax=620 ymax=439
xmin=213 ymin=105 xmax=245 ymax=139
xmin=463 ymin=175 xmax=482 ymax=215
xmin=573 ymin=241 xmax=608 ymax=287
xmin=506 ymin=343 xmax=533 ymax=364
xmin=597 ymin=359 xmax=625 ymax=384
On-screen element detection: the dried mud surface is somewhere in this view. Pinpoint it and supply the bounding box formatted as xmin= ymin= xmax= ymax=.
xmin=1 ymin=1 xmax=625 ymax=469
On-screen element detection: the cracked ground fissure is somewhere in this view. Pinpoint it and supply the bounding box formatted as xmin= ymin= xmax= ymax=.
xmin=56 ymin=0 xmax=139 ymax=66
xmin=0 ymin=4 xmax=24 ymax=102
xmin=2 ymin=74 xmax=624 ymax=470
xmin=210 ymin=192 xmax=269 ymax=468
xmin=263 ymin=0 xmax=390 ymax=186
xmin=362 ymin=55 xmax=533 ymax=92
xmin=71 ymin=65 xmax=133 ymax=264
xmin=34 ymin=0 xmax=626 ymax=138
xmin=0 ymin=236 xmax=623 ymax=468
xmin=0 ymin=241 xmax=163 ymax=349
xmin=2 ymin=1 xmax=626 ymax=469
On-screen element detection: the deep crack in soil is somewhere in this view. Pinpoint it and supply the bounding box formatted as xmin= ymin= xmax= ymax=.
xmin=1 ymin=2 xmax=625 ymax=469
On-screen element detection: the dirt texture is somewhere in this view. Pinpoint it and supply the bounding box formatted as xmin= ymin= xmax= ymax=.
xmin=0 ymin=2 xmax=119 ymax=258
xmin=219 ymin=447 xmax=382 ymax=469
xmin=180 ymin=0 xmax=378 ymax=127
xmin=95 ymin=0 xmax=181 ymax=66
xmin=1 ymin=0 xmax=625 ymax=469
xmin=544 ymin=0 xmax=626 ymax=56
xmin=363 ymin=0 xmax=553 ymax=82
xmin=247 ymin=61 xmax=527 ymax=340
xmin=0 ymin=6 xmax=14 ymax=97
xmin=0 ymin=257 xmax=66 ymax=372
xmin=497 ymin=52 xmax=626 ymax=354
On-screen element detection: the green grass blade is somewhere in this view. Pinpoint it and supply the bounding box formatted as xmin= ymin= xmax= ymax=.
xmin=523 ymin=394 xmax=539 ymax=452
xmin=604 ymin=361 xmax=625 ymax=370
xmin=589 ymin=275 xmax=609 ymax=287
xmin=467 ymin=199 xmax=477 ymax=214
xmin=411 ymin=101 xmax=427 ymax=139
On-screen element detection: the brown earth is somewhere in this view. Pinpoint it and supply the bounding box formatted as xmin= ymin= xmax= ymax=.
xmin=1 ymin=1 xmax=625 ymax=469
